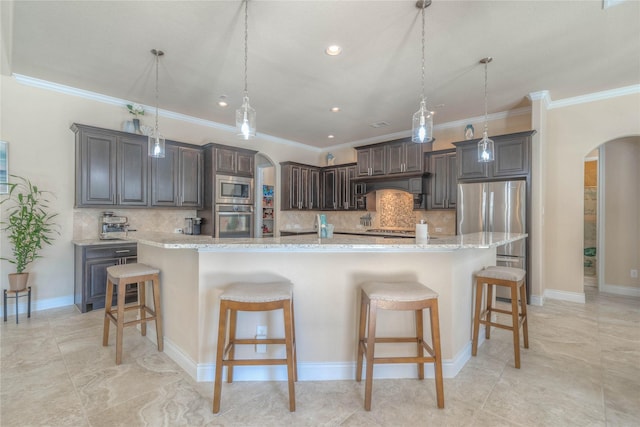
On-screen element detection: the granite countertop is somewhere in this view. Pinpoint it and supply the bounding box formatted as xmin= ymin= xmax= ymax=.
xmin=72 ymin=238 xmax=137 ymax=246
xmin=120 ymin=231 xmax=526 ymax=253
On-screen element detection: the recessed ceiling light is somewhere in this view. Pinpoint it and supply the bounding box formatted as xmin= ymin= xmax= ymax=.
xmin=325 ymin=45 xmax=342 ymax=56
xmin=217 ymin=96 xmax=228 ymax=107
xmin=330 ymin=107 xmax=340 ymax=112
xmin=328 ymin=135 xmax=335 ymax=139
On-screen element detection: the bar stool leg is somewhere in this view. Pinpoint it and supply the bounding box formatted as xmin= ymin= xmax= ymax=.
xmin=152 ymin=276 xmax=163 ymax=351
xmin=213 ymin=301 xmax=228 ymax=414
xmin=227 ymin=308 xmax=238 ymax=383
xmin=415 ymin=308 xmax=425 ymax=380
xmin=430 ymin=301 xmax=444 ymax=409
xmin=27 ymin=287 xmax=31 ymax=319
xmin=511 ymin=283 xmax=521 ymax=369
xmin=3 ymin=290 xmax=7 ymax=322
xmin=103 ymin=279 xmax=114 ymax=346
xmin=283 ymin=300 xmax=296 ymax=412
xmin=486 ymin=283 xmax=494 ymax=340
xmin=355 ymin=291 xmax=368 ymax=382
xmin=115 ymin=281 xmax=126 ymax=365
xmin=290 ymin=298 xmax=298 ymax=381
xmin=139 ymin=280 xmax=147 ymax=337
xmin=364 ymin=299 xmax=378 ymax=411
xmin=520 ymin=281 xmax=529 ymax=349
xmin=472 ymin=279 xmax=483 ymax=356
xmin=15 ymin=289 xmax=19 ymax=324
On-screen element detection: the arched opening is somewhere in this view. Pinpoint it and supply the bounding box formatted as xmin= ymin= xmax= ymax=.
xmin=583 ymin=136 xmax=640 ymax=297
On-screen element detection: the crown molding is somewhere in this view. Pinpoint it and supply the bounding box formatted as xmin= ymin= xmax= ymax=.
xmin=547 ymin=84 xmax=640 ymax=109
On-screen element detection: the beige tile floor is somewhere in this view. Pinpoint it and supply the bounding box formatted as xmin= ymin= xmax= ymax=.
xmin=1 ymin=287 xmax=638 ymax=426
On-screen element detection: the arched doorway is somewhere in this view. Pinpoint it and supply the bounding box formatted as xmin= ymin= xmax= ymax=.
xmin=584 ymin=136 xmax=640 ymax=297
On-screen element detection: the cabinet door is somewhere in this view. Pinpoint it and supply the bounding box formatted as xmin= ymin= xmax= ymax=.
xmin=322 ymin=168 xmax=337 ymax=209
xmin=403 ymin=142 xmax=424 ymax=173
xmin=356 ymin=149 xmax=372 ymax=176
xmin=118 ymin=136 xmax=148 ymax=206
xmin=290 ymin=165 xmax=301 ymax=209
xmin=492 ymin=137 xmax=529 ymax=178
xmin=370 ymin=146 xmax=386 ymax=175
xmin=446 ymin=154 xmax=457 ymax=209
xmin=79 ymin=131 xmax=117 ymax=205
xmin=430 ymin=154 xmax=449 ymax=209
xmin=457 ymin=144 xmax=489 ymax=180
xmin=151 ymin=144 xmax=179 ymax=206
xmin=300 ymin=167 xmax=310 ymax=209
xmin=347 ymin=166 xmax=357 ymax=210
xmin=309 ymin=168 xmax=321 ymax=210
xmin=386 ymin=142 xmax=404 ymax=174
xmin=236 ymin=152 xmax=254 ymax=177
xmin=179 ymin=147 xmax=203 ymax=207
xmin=85 ymin=257 xmax=119 ymax=310
xmin=215 ymin=147 xmax=237 ymax=174
xmin=337 ymin=167 xmax=348 ymax=209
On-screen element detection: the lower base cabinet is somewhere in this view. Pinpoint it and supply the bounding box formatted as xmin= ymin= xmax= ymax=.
xmin=74 ymin=243 xmax=138 ymax=313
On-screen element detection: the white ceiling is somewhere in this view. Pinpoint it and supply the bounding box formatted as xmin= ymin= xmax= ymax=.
xmin=4 ymin=0 xmax=640 ymax=149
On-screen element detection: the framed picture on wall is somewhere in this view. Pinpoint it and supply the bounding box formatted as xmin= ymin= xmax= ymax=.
xmin=0 ymin=141 xmax=8 ymax=194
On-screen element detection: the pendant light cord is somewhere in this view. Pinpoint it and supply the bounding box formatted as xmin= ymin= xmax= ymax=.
xmin=154 ymin=52 xmax=159 ymax=133
xmin=483 ymin=60 xmax=489 ymax=134
xmin=243 ymin=0 xmax=249 ymax=98
xmin=420 ymin=0 xmax=426 ymax=103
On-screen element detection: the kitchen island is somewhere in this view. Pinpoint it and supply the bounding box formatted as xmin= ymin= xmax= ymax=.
xmin=129 ymin=232 xmax=526 ymax=382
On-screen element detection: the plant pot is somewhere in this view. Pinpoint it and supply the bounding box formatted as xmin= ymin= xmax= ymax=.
xmin=133 ymin=118 xmax=141 ymax=134
xmin=8 ymin=272 xmax=29 ymax=291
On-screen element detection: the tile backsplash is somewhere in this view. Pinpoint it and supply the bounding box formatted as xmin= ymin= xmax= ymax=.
xmin=73 ymin=208 xmax=197 ymax=240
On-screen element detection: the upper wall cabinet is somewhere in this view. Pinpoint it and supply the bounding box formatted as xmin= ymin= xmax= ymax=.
xmin=356 ymin=146 xmax=386 ymax=177
xmin=356 ymin=138 xmax=423 ymax=178
xmin=454 ymin=131 xmax=535 ymax=182
xmin=151 ymin=143 xmax=203 ymax=208
xmin=212 ymin=144 xmax=256 ymax=177
xmin=73 ymin=124 xmax=148 ymax=207
xmin=426 ymin=149 xmax=457 ymax=210
xmin=73 ymin=123 xmax=203 ymax=209
xmin=281 ymin=162 xmax=321 ymax=210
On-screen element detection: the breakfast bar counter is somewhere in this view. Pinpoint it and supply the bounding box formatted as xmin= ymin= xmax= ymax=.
xmin=130 ymin=232 xmax=526 ymax=382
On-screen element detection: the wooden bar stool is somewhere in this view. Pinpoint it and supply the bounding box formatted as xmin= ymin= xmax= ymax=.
xmin=213 ymin=281 xmax=297 ymax=414
xmin=472 ymin=266 xmax=529 ymax=368
xmin=3 ymin=286 xmax=32 ymax=324
xmin=102 ymin=263 xmax=163 ymax=365
xmin=356 ymin=281 xmax=444 ymax=411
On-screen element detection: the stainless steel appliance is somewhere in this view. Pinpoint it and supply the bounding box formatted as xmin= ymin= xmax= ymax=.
xmin=457 ymin=180 xmax=527 ymax=300
xmin=215 ymin=174 xmax=254 ymax=205
xmin=215 ymin=205 xmax=254 ymax=238
xmin=184 ymin=217 xmax=203 ymax=235
xmin=99 ymin=211 xmax=129 ymax=240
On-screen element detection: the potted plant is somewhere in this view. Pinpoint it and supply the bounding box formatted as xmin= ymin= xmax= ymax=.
xmin=0 ymin=175 xmax=59 ymax=290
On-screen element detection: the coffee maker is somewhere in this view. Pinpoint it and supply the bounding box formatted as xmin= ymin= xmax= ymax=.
xmin=100 ymin=211 xmax=129 ymax=239
xmin=184 ymin=217 xmax=202 ymax=235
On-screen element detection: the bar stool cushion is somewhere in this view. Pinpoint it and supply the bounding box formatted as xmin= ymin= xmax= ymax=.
xmin=107 ymin=263 xmax=160 ymax=280
xmin=478 ymin=266 xmax=526 ymax=282
xmin=361 ymin=281 xmax=438 ymax=302
xmin=220 ymin=281 xmax=293 ymax=302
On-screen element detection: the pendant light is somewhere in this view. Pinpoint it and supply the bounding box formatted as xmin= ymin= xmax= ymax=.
xmin=236 ymin=0 xmax=256 ymax=139
xmin=478 ymin=57 xmax=495 ymax=162
xmin=149 ymin=49 xmax=165 ymax=158
xmin=411 ymin=0 xmax=433 ymax=144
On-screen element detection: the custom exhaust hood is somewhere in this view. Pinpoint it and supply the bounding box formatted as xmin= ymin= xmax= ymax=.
xmin=354 ymin=173 xmax=430 ymax=195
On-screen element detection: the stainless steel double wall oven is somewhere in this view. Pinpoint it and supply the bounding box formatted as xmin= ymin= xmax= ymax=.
xmin=215 ymin=174 xmax=254 ymax=238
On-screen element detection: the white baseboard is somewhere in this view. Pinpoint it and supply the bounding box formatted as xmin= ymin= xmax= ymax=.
xmin=600 ymin=283 xmax=640 ymax=297
xmin=189 ymin=333 xmax=484 ymax=383
xmin=544 ymin=289 xmax=586 ymax=304
xmin=0 ymin=294 xmax=74 ymax=317
xmin=529 ymin=294 xmax=544 ymax=306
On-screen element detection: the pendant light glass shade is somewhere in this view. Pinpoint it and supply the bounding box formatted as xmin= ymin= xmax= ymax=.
xmin=149 ymin=132 xmax=166 ymax=158
xmin=412 ymin=98 xmax=433 ymax=143
xmin=236 ymin=0 xmax=256 ymax=139
xmin=477 ymin=131 xmax=494 ymax=162
xmin=149 ymin=49 xmax=165 ymax=158
xmin=236 ymin=95 xmax=256 ymax=140
xmin=477 ymin=57 xmax=494 ymax=162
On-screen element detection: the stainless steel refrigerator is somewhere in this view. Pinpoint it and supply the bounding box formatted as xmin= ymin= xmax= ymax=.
xmin=457 ymin=180 xmax=527 ymax=300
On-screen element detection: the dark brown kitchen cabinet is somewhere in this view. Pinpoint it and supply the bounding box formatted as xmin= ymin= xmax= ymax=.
xmin=427 ymin=149 xmax=457 ymax=210
xmin=356 ymin=146 xmax=386 ymax=177
xmin=322 ymin=163 xmax=357 ymax=210
xmin=74 ymin=243 xmax=137 ymax=313
xmin=454 ymin=131 xmax=534 ymax=181
xmin=151 ymin=143 xmax=203 ymax=208
xmin=214 ymin=145 xmax=255 ymax=177
xmin=385 ymin=140 xmax=424 ymax=175
xmin=280 ymin=162 xmax=321 ymax=210
xmin=73 ymin=124 xmax=148 ymax=207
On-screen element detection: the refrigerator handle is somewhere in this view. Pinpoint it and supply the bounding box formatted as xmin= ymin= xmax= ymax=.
xmin=489 ymin=191 xmax=494 ymax=232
